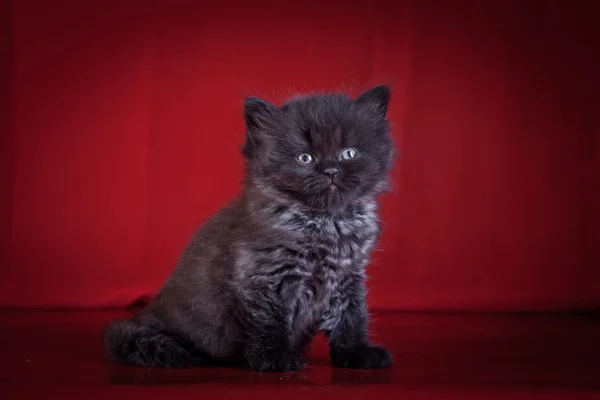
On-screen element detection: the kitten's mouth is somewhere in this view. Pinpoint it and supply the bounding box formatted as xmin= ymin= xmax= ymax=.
xmin=316 ymin=183 xmax=339 ymax=196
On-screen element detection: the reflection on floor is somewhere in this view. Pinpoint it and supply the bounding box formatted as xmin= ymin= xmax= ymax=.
xmin=1 ymin=310 xmax=599 ymax=399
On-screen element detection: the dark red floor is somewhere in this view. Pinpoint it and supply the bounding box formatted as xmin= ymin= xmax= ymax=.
xmin=1 ymin=310 xmax=599 ymax=399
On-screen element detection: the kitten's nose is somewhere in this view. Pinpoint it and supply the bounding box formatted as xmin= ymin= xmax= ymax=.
xmin=323 ymin=168 xmax=339 ymax=178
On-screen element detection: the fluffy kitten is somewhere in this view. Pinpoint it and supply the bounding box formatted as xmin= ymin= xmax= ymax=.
xmin=105 ymin=85 xmax=396 ymax=371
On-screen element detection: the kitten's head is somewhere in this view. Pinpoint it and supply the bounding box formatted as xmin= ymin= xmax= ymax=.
xmin=242 ymin=86 xmax=395 ymax=212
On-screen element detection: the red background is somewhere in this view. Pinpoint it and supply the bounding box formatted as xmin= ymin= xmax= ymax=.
xmin=1 ymin=0 xmax=599 ymax=311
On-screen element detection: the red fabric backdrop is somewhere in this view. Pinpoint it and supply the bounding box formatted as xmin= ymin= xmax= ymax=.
xmin=1 ymin=0 xmax=599 ymax=311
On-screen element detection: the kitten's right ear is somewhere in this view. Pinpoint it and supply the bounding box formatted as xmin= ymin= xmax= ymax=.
xmin=243 ymin=97 xmax=279 ymax=131
xmin=242 ymin=97 xmax=279 ymax=159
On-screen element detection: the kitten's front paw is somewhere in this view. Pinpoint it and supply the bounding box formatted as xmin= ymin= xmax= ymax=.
xmin=330 ymin=345 xmax=392 ymax=370
xmin=247 ymin=352 xmax=305 ymax=372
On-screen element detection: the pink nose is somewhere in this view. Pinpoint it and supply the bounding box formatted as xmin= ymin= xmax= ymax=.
xmin=323 ymin=168 xmax=339 ymax=178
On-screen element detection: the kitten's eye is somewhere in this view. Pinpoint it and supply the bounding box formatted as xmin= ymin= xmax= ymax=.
xmin=340 ymin=147 xmax=358 ymax=160
xmin=296 ymin=153 xmax=314 ymax=165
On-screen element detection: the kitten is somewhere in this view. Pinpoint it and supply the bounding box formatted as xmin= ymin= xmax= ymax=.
xmin=105 ymin=85 xmax=396 ymax=371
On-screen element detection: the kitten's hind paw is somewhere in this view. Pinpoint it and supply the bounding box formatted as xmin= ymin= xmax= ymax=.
xmin=330 ymin=345 xmax=392 ymax=370
xmin=246 ymin=352 xmax=305 ymax=372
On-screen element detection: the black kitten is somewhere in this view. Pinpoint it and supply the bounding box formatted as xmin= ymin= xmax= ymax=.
xmin=105 ymin=86 xmax=396 ymax=371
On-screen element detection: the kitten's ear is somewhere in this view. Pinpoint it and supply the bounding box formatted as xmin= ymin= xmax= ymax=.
xmin=243 ymin=97 xmax=279 ymax=131
xmin=242 ymin=97 xmax=279 ymax=159
xmin=355 ymin=85 xmax=390 ymax=118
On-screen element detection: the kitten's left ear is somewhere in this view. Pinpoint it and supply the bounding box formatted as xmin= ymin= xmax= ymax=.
xmin=244 ymin=97 xmax=279 ymax=131
xmin=355 ymin=85 xmax=391 ymax=118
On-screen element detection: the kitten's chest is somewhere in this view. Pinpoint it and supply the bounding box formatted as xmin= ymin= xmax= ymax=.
xmin=299 ymin=212 xmax=378 ymax=291
xmin=304 ymin=208 xmax=377 ymax=256
xmin=289 ymin=213 xmax=377 ymax=333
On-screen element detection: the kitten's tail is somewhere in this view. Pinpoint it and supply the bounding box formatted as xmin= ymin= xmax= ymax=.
xmin=104 ymin=318 xmax=201 ymax=368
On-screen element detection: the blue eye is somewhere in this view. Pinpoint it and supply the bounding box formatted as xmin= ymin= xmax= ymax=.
xmin=296 ymin=153 xmax=314 ymax=165
xmin=340 ymin=147 xmax=358 ymax=160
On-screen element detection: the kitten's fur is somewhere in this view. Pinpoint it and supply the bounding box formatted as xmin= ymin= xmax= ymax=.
xmin=105 ymin=86 xmax=396 ymax=371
